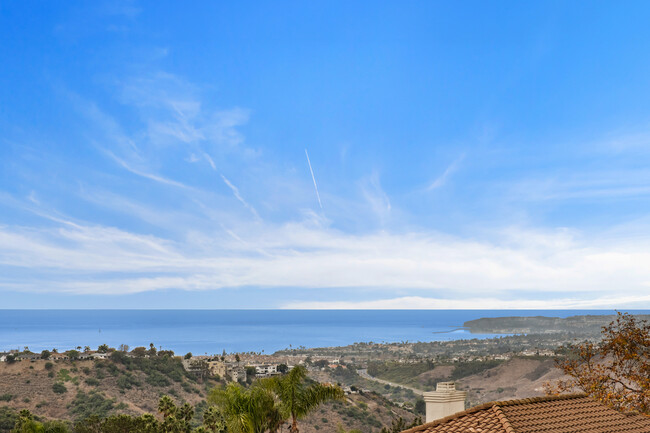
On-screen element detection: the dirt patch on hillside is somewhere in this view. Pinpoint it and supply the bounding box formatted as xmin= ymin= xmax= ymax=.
xmin=455 ymin=357 xmax=569 ymax=406
xmin=414 ymin=366 xmax=455 ymax=388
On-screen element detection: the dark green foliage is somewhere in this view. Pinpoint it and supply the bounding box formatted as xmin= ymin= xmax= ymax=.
xmin=0 ymin=396 xmax=11 ymax=402
xmin=10 ymin=409 xmax=70 ymax=433
xmin=43 ymin=420 xmax=71 ymax=433
xmin=448 ymin=360 xmax=503 ymax=380
xmin=74 ymin=414 xmax=159 ymax=433
xmin=145 ymin=372 xmax=170 ymax=387
xmin=0 ymin=406 xmax=18 ymax=433
xmin=68 ymin=391 xmax=115 ymax=421
xmin=116 ymin=372 xmax=141 ymax=390
xmin=52 ymin=383 xmax=67 ymax=394
xmin=47 ymin=371 xmax=55 ymax=378
xmin=337 ymin=404 xmax=382 ymax=428
xmin=57 ymin=369 xmax=72 ymax=382
xmin=84 ymin=377 xmax=100 ymax=387
xmin=109 ymin=351 xmax=188 ymax=386
xmin=380 ymin=416 xmax=423 ymax=433
xmin=105 ymin=364 xmax=119 ymax=376
xmin=414 ymin=399 xmax=425 ymax=415
xmin=44 ymin=362 xmax=54 ymax=371
xmin=368 ymin=361 xmax=434 ymax=382
xmin=331 ymin=366 xmax=357 ymax=382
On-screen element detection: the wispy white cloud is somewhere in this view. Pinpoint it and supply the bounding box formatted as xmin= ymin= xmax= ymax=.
xmin=509 ymin=169 xmax=650 ymax=201
xmin=282 ymin=294 xmax=650 ymax=310
xmin=203 ymin=152 xmax=217 ymax=170
xmin=220 ymin=174 xmax=261 ymax=220
xmin=427 ymin=153 xmax=465 ymax=191
xmin=305 ymin=149 xmax=323 ymax=209
xmin=6 ymin=67 xmax=650 ymax=309
xmin=2 ymin=213 xmax=650 ymax=307
xmin=102 ymin=149 xmax=192 ymax=189
xmin=361 ymin=172 xmax=391 ymax=225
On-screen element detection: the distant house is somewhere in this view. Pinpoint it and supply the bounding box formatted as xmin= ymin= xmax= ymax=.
xmin=252 ymin=364 xmax=279 ymax=377
xmin=50 ymin=353 xmax=69 ymax=361
xmin=17 ymin=354 xmax=40 ymax=362
xmin=91 ymin=353 xmax=108 ymax=360
xmin=402 ymin=394 xmax=650 ymax=433
xmin=228 ymin=366 xmax=247 ymax=382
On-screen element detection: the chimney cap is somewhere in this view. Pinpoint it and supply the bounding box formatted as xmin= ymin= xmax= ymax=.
xmin=436 ymin=382 xmax=456 ymax=391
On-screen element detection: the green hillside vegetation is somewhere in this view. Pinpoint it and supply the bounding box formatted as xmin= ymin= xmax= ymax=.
xmin=0 ymin=359 xmax=417 ymax=433
xmin=367 ymin=360 xmax=504 ymax=391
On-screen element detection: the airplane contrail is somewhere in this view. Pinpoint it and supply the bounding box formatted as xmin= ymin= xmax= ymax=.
xmin=305 ymin=149 xmax=323 ymax=209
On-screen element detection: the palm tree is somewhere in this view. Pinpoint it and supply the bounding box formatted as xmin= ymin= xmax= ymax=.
xmin=203 ymin=406 xmax=226 ymax=433
xmin=178 ymin=403 xmax=194 ymax=422
xmin=158 ymin=395 xmax=177 ymax=419
xmin=264 ymin=365 xmax=344 ymax=433
xmin=208 ymin=383 xmax=281 ymax=433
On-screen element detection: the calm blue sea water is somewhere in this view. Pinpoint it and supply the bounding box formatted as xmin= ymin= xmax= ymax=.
xmin=0 ymin=309 xmax=647 ymax=355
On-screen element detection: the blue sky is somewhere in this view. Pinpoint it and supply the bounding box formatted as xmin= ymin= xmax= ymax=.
xmin=2 ymin=1 xmax=650 ymax=309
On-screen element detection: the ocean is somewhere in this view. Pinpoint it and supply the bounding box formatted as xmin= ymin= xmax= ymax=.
xmin=0 ymin=309 xmax=646 ymax=355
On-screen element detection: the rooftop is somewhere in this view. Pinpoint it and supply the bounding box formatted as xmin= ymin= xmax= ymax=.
xmin=402 ymin=394 xmax=650 ymax=433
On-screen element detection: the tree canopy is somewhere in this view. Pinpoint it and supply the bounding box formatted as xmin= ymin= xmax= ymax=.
xmin=546 ymin=312 xmax=650 ymax=415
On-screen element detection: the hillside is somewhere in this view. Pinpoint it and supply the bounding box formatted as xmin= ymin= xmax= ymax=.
xmin=0 ymin=357 xmax=417 ymax=433
xmin=463 ymin=314 xmax=650 ymax=335
xmin=366 ymin=357 xmax=568 ymax=408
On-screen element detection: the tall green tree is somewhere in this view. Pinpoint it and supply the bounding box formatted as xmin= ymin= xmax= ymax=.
xmin=208 ymin=383 xmax=281 ymax=433
xmin=158 ymin=396 xmax=177 ymax=419
xmin=264 ymin=366 xmax=344 ymax=433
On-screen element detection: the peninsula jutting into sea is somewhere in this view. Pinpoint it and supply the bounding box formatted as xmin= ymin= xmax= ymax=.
xmin=4 ymin=1 xmax=650 ymax=432
xmin=2 ymin=312 xmax=648 ymax=433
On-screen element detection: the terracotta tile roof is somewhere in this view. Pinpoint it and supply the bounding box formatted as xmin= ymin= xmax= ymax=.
xmin=401 ymin=394 xmax=650 ymax=433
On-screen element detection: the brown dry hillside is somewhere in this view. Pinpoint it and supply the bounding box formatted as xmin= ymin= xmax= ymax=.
xmin=0 ymin=358 xmax=209 ymax=420
xmin=453 ymin=358 xmax=568 ymax=407
xmin=0 ymin=358 xmax=417 ymax=433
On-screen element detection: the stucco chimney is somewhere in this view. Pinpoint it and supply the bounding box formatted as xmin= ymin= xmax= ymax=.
xmin=423 ymin=382 xmax=467 ymax=423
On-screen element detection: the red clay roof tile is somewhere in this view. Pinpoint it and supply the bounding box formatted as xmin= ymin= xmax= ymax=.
xmin=401 ymin=394 xmax=650 ymax=433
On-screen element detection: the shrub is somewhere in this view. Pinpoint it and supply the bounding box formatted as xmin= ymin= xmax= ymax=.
xmin=69 ymin=390 xmax=115 ymax=420
xmin=48 ymin=371 xmax=55 ymax=378
xmin=45 ymin=362 xmax=54 ymax=370
xmin=0 ymin=406 xmax=18 ymax=433
xmin=53 ymin=383 xmax=67 ymax=394
xmin=145 ymin=372 xmax=170 ymax=387
xmin=85 ymin=378 xmax=100 ymax=386
xmin=116 ymin=373 xmax=141 ymax=390
xmin=0 ymin=394 xmax=12 ymax=402
xmin=57 ymin=369 xmax=72 ymax=382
